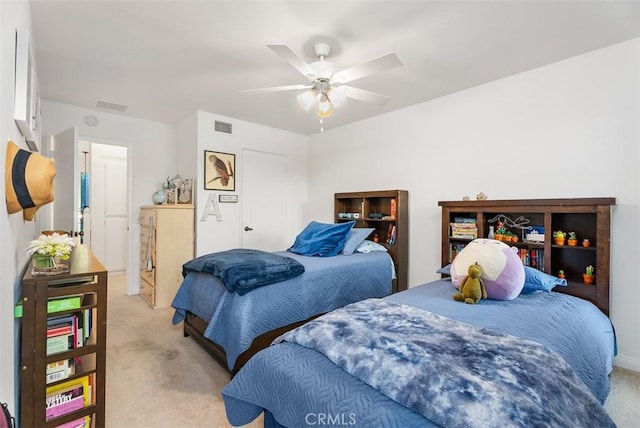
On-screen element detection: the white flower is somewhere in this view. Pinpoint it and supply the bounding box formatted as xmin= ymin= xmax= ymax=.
xmin=26 ymin=233 xmax=77 ymax=260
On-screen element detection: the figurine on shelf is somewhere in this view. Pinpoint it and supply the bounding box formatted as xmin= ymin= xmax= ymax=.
xmin=553 ymin=230 xmax=566 ymax=245
xmin=583 ymin=265 xmax=595 ymax=285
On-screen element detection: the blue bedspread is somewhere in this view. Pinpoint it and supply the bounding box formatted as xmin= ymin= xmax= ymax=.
xmin=275 ymin=299 xmax=614 ymax=428
xmin=172 ymin=251 xmax=394 ymax=370
xmin=182 ymin=249 xmax=305 ymax=295
xmin=223 ymin=280 xmax=616 ymax=427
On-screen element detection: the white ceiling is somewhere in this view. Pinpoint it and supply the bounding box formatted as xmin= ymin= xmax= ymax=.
xmin=29 ymin=1 xmax=640 ymax=136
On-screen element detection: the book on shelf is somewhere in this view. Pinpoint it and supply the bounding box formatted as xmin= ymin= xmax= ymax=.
xmin=14 ymin=294 xmax=82 ymax=318
xmin=453 ymin=217 xmax=476 ymax=224
xmin=48 ymin=313 xmax=76 ymax=329
xmin=47 ymin=333 xmax=73 ymax=356
xmin=449 ymin=243 xmax=468 ymax=262
xmin=46 ymin=386 xmax=84 ymax=421
xmin=48 ymin=295 xmax=82 ymax=314
xmin=47 ymin=323 xmax=73 ymax=337
xmin=47 ymin=310 xmax=90 ymax=352
xmin=390 ymin=198 xmax=397 ymax=219
xmin=46 ymin=358 xmax=75 ymax=384
xmin=518 ymin=248 xmax=544 ymax=271
xmin=56 ymin=415 xmax=91 ymax=428
xmin=450 ymin=221 xmax=478 ymax=239
xmin=385 ymin=223 xmax=394 ymax=243
xmin=46 ymin=375 xmax=92 ymax=421
xmin=388 ymin=225 xmax=397 ymax=245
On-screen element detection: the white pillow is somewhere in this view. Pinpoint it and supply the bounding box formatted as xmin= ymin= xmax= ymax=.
xmin=355 ymin=240 xmax=388 ymax=254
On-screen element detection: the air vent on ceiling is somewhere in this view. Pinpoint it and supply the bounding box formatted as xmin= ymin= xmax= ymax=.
xmin=94 ymin=99 xmax=129 ymax=112
xmin=214 ymin=120 xmax=232 ymax=134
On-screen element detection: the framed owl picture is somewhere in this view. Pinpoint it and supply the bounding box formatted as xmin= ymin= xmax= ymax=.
xmin=204 ymin=150 xmax=236 ymax=191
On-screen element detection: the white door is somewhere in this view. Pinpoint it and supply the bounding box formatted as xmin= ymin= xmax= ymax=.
xmin=51 ymin=127 xmax=79 ymax=232
xmin=90 ymin=144 xmax=128 ymax=272
xmin=241 ymin=150 xmax=287 ymax=251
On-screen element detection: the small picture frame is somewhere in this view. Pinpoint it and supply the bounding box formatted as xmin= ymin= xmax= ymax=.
xmin=218 ymin=194 xmax=238 ymax=203
xmin=204 ymin=150 xmax=235 ymax=191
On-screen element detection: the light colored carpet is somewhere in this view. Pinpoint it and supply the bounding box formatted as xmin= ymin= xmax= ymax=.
xmin=105 ymin=273 xmax=261 ymax=427
xmin=105 ymin=273 xmax=639 ymax=427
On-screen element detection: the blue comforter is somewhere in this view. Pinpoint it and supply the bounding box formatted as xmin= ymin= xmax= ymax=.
xmin=275 ymin=298 xmax=614 ymax=428
xmin=223 ymin=280 xmax=616 ymax=427
xmin=172 ymin=251 xmax=394 ymax=370
xmin=182 ymin=249 xmax=305 ymax=295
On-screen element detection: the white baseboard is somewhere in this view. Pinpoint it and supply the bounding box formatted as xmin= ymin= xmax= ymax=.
xmin=613 ymin=354 xmax=640 ymax=373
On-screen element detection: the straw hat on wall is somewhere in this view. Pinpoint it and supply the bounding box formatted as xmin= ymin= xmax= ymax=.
xmin=5 ymin=140 xmax=56 ymax=221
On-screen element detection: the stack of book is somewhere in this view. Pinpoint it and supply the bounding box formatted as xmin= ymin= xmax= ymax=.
xmin=449 ymin=242 xmax=468 ymax=262
xmin=45 ymin=296 xmax=93 ymax=384
xmin=46 ymin=375 xmax=94 ymax=426
xmin=386 ymin=224 xmax=397 ymax=245
xmin=450 ymin=217 xmax=477 ymax=239
xmin=518 ymin=248 xmax=545 ymax=271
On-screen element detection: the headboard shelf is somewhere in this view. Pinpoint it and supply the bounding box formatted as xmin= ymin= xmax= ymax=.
xmin=336 ymin=190 xmax=408 ymax=293
xmin=439 ymin=197 xmax=615 ymax=315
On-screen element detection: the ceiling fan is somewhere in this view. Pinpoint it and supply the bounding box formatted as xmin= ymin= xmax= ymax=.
xmin=241 ymin=43 xmax=403 ymax=130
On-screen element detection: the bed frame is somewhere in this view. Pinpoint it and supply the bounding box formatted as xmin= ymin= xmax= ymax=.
xmin=183 ymin=311 xmax=321 ymax=375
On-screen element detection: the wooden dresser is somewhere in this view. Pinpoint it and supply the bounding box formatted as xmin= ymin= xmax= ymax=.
xmin=139 ymin=205 xmax=194 ymax=308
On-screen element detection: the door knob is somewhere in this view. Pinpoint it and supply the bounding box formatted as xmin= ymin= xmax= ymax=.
xmin=244 ymin=226 xmax=253 ymax=231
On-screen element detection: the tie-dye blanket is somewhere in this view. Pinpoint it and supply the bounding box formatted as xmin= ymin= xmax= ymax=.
xmin=274 ymin=298 xmax=615 ymax=428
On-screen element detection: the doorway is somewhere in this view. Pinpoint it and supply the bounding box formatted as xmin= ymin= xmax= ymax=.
xmin=48 ymin=129 xmax=130 ymax=294
xmin=87 ymin=142 xmax=128 ymax=278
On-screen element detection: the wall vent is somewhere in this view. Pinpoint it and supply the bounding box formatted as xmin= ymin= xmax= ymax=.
xmin=95 ymin=99 xmax=129 ymax=112
xmin=214 ymin=120 xmax=232 ymax=134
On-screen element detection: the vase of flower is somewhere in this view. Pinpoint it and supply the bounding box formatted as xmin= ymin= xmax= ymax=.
xmin=27 ymin=233 xmax=76 ymax=276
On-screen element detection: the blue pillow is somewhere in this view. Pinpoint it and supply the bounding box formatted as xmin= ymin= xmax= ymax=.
xmin=341 ymin=228 xmax=375 ymax=255
xmin=522 ymin=266 xmax=567 ymax=293
xmin=437 ymin=264 xmax=451 ymax=275
xmin=288 ymin=221 xmax=355 ymax=257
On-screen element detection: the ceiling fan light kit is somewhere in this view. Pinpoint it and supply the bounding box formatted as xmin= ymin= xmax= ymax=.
xmin=242 ymin=42 xmax=403 ymax=132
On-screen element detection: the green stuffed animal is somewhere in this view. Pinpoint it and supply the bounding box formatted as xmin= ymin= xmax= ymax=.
xmin=453 ymin=262 xmax=487 ymax=304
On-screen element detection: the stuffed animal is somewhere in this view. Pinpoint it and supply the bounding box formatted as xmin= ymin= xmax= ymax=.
xmin=451 ymin=238 xmax=524 ymax=300
xmin=453 ymin=262 xmax=487 ymax=304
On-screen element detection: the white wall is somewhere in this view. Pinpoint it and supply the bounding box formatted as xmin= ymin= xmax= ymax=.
xmin=177 ymin=111 xmax=309 ymax=256
xmin=0 ymin=0 xmax=37 ymax=418
xmin=40 ymin=100 xmax=177 ymax=295
xmin=308 ymin=38 xmax=640 ymax=371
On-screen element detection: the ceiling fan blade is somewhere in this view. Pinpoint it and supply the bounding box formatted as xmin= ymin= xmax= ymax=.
xmin=342 ymin=85 xmax=392 ymax=106
xmin=266 ymin=44 xmax=317 ymax=80
xmin=240 ymin=84 xmax=310 ymax=94
xmin=332 ymin=53 xmax=403 ymax=84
